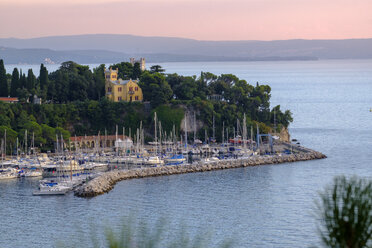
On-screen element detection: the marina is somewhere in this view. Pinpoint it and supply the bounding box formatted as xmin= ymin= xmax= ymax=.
xmin=0 ymin=106 xmax=316 ymax=196
xmin=0 ymin=125 xmax=325 ymax=196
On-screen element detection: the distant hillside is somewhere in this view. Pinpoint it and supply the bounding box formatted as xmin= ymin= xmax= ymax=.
xmin=0 ymin=47 xmax=130 ymax=64
xmin=0 ymin=34 xmax=371 ymax=64
xmin=0 ymin=47 xmax=316 ymax=65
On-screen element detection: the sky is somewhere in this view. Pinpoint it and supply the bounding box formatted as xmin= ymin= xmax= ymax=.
xmin=0 ymin=0 xmax=371 ymax=40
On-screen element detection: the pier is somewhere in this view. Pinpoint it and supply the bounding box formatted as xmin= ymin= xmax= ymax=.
xmin=74 ymin=145 xmax=326 ymax=197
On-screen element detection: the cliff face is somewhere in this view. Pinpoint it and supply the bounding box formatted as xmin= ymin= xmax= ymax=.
xmin=279 ymin=127 xmax=290 ymax=142
xmin=180 ymin=113 xmax=203 ymax=133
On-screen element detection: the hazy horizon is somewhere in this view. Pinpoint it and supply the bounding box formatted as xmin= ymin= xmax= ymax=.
xmin=2 ymin=33 xmax=372 ymax=42
xmin=0 ymin=0 xmax=371 ymax=41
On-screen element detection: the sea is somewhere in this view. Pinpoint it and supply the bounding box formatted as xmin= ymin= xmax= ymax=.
xmin=1 ymin=59 xmax=372 ymax=247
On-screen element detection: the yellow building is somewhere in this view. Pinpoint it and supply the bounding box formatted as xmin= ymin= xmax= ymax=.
xmin=105 ymin=67 xmax=143 ymax=102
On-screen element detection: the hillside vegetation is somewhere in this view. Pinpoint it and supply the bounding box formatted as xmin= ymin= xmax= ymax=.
xmin=0 ymin=59 xmax=292 ymax=152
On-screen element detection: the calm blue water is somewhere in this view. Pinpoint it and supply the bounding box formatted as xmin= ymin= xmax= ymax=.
xmin=1 ymin=60 xmax=372 ymax=247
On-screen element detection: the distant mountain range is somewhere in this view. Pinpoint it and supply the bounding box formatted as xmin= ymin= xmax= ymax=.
xmin=0 ymin=34 xmax=371 ymax=64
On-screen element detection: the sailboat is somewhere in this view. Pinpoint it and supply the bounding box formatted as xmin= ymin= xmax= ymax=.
xmin=0 ymin=132 xmax=19 ymax=180
xmin=33 ymin=135 xmax=73 ymax=195
xmin=144 ymin=112 xmax=164 ymax=166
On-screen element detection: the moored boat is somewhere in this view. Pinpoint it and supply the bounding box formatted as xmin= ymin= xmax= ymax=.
xmin=32 ymin=181 xmax=71 ymax=195
xmin=0 ymin=167 xmax=19 ymax=179
xmin=165 ymin=154 xmax=186 ymax=165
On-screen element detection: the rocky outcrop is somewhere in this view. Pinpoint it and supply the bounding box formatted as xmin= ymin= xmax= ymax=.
xmin=74 ymin=150 xmax=326 ymax=198
xmin=279 ymin=127 xmax=290 ymax=142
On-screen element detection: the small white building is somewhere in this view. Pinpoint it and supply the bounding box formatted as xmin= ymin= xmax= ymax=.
xmin=115 ymin=138 xmax=133 ymax=149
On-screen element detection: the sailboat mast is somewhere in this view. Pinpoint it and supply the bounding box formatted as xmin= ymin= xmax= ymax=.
xmin=274 ymin=109 xmax=276 ymax=132
xmin=226 ymin=127 xmax=229 ymax=145
xmin=184 ymin=113 xmax=188 ymax=150
xmin=4 ymin=129 xmax=6 ymax=159
xmin=212 ymin=115 xmax=215 ymax=140
xmin=25 ymin=130 xmax=27 ymax=156
xmin=159 ymin=121 xmax=162 ymax=155
xmin=193 ymin=112 xmax=196 ymax=143
xmin=243 ymin=114 xmax=247 ymax=151
xmin=250 ymin=126 xmax=253 ymax=150
xmin=16 ymin=137 xmax=19 ymax=159
xmin=154 ymin=112 xmax=157 ymax=155
xmin=222 ymin=121 xmax=225 ymax=144
xmin=32 ymin=132 xmax=35 ymax=155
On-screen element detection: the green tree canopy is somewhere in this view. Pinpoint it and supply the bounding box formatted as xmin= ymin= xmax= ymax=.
xmin=0 ymin=59 xmax=8 ymax=97
xmin=318 ymin=176 xmax=372 ymax=248
xmin=10 ymin=68 xmax=20 ymax=97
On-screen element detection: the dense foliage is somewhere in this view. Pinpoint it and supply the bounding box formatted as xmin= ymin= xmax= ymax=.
xmin=317 ymin=176 xmax=372 ymax=248
xmin=0 ymin=59 xmax=293 ymax=152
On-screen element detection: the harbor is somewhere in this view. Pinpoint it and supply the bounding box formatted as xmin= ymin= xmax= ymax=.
xmin=75 ymin=144 xmax=326 ymax=197
xmin=0 ymin=132 xmax=326 ymax=196
xmin=0 ymin=110 xmax=327 ymax=196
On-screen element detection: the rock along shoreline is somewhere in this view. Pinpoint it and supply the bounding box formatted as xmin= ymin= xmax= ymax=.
xmin=74 ymin=149 xmax=326 ymax=198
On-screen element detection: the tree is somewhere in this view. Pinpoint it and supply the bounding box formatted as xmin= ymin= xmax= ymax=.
xmin=132 ymin=62 xmax=142 ymax=79
xmin=19 ymin=71 xmax=27 ymax=89
xmin=317 ymin=176 xmax=372 ymax=248
xmin=55 ymin=127 xmax=70 ymax=141
xmin=47 ymin=80 xmax=56 ymax=101
xmin=139 ymin=71 xmax=173 ymax=106
xmin=16 ymin=88 xmax=30 ymax=103
xmin=10 ymin=68 xmax=20 ymax=97
xmin=0 ymin=126 xmax=18 ymax=153
xmin=92 ymin=64 xmax=106 ymax=99
xmin=39 ymin=64 xmax=49 ymax=99
xmin=173 ymin=76 xmax=198 ymax=100
xmin=20 ymin=121 xmax=45 ymax=146
xmin=0 ymin=59 xmax=8 ymax=97
xmin=52 ymin=70 xmax=69 ymax=103
xmin=110 ymin=62 xmax=133 ymax=79
xmin=41 ymin=124 xmax=55 ymax=151
xmin=150 ymin=65 xmax=165 ymax=73
xmin=26 ymin=69 xmax=37 ymax=93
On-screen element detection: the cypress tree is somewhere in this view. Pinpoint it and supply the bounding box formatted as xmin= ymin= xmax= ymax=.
xmin=132 ymin=62 xmax=142 ymax=79
xmin=39 ymin=64 xmax=49 ymax=99
xmin=19 ymin=70 xmax=27 ymax=88
xmin=0 ymin=59 xmax=8 ymax=97
xmin=27 ymin=69 xmax=36 ymax=91
xmin=10 ymin=68 xmax=19 ymax=97
xmin=39 ymin=64 xmax=48 ymax=90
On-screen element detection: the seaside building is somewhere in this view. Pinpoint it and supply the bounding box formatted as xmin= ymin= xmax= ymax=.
xmin=105 ymin=67 xmax=143 ymax=102
xmin=70 ymin=135 xmax=132 ymax=149
xmin=130 ymin=57 xmax=146 ymax=71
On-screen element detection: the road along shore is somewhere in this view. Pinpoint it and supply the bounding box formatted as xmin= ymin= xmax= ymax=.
xmin=74 ymin=149 xmax=326 ymax=197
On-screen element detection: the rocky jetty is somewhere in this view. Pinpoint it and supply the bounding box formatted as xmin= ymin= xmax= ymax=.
xmin=74 ymin=150 xmax=326 ymax=197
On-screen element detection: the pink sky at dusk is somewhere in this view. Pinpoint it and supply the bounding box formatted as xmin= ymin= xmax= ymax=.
xmin=0 ymin=0 xmax=371 ymax=40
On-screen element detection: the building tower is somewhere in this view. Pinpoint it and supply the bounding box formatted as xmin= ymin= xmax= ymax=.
xmin=104 ymin=67 xmax=118 ymax=81
xmin=130 ymin=58 xmax=146 ymax=71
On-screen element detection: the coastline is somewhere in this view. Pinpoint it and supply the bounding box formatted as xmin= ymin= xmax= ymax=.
xmin=74 ymin=146 xmax=326 ymax=197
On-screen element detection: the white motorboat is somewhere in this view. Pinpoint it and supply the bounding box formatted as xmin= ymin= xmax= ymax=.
xmin=33 ymin=182 xmax=71 ymax=195
xmin=20 ymin=168 xmax=42 ymax=177
xmin=201 ymin=157 xmax=220 ymax=163
xmin=42 ymin=160 xmax=84 ymax=177
xmin=0 ymin=167 xmax=19 ymax=179
xmin=143 ymin=156 xmax=164 ymax=166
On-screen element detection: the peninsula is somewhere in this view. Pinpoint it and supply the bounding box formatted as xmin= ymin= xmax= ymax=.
xmin=0 ymin=58 xmax=325 ymax=196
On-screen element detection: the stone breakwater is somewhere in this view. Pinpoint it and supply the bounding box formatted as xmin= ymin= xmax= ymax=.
xmin=74 ymin=150 xmax=326 ymax=197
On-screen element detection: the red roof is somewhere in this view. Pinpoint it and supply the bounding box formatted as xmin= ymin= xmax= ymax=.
xmin=0 ymin=97 xmax=18 ymax=102
xmin=70 ymin=135 xmax=130 ymax=142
